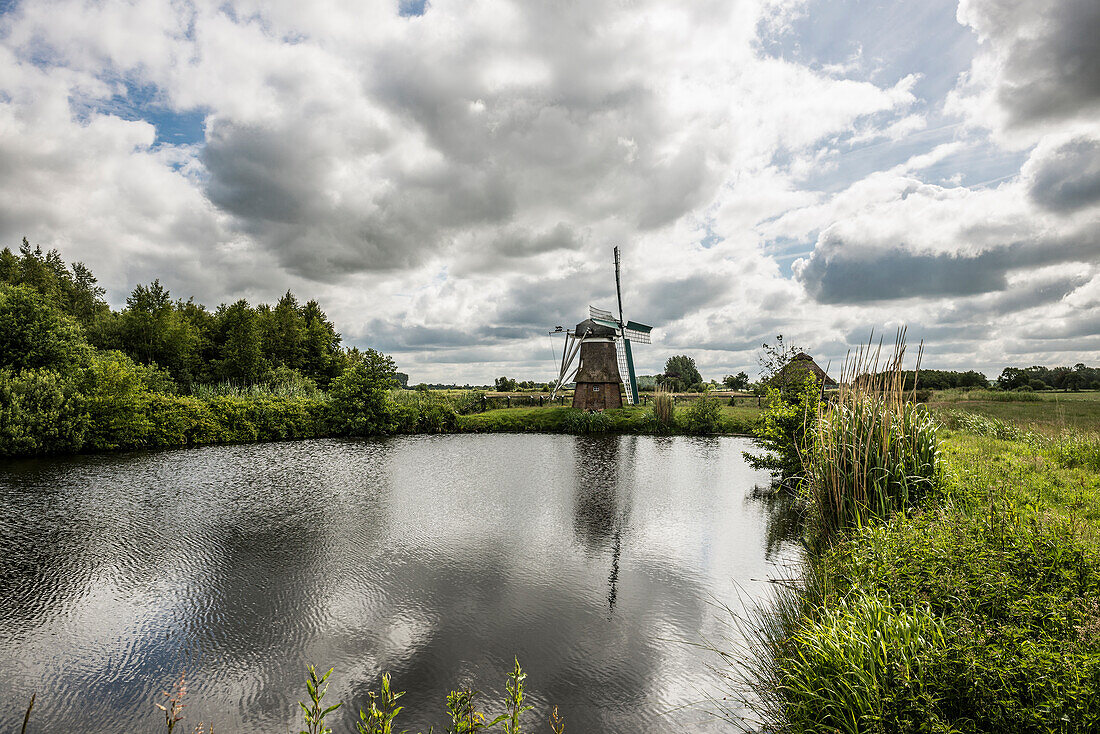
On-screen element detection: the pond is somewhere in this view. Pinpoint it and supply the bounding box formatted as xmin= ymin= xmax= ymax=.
xmin=0 ymin=434 xmax=800 ymax=733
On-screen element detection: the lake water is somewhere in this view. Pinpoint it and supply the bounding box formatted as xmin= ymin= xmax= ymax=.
xmin=0 ymin=434 xmax=800 ymax=733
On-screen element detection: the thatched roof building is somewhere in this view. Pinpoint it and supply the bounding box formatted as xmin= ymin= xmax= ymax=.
xmin=775 ymin=352 xmax=837 ymax=387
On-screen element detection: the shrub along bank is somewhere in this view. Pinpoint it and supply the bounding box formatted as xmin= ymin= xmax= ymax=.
xmin=739 ymin=347 xmax=1100 ymax=733
xmin=1 ymin=364 xmax=761 ymax=458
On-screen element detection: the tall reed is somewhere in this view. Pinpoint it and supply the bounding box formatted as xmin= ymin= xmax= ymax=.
xmin=804 ymin=331 xmax=939 ymax=537
xmin=652 ymin=389 xmax=675 ymax=429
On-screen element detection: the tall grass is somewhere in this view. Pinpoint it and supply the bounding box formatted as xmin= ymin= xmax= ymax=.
xmin=943 ymin=408 xmax=1100 ymax=472
xmin=190 ymin=372 xmax=324 ymax=400
xmin=775 ymin=591 xmax=946 ymax=733
xmin=804 ymin=331 xmax=939 ymax=537
xmin=652 ymin=390 xmax=675 ymax=430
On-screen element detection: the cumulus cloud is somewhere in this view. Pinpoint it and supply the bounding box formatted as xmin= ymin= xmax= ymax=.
xmin=1025 ymin=135 xmax=1100 ymax=213
xmin=951 ymin=0 xmax=1100 ymax=137
xmin=0 ymin=0 xmax=1098 ymax=381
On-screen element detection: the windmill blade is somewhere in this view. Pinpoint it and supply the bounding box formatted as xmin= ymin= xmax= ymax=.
xmin=614 ymin=336 xmax=640 ymax=405
xmin=550 ymin=331 xmax=581 ymax=400
xmin=623 ymin=320 xmax=652 ymax=344
xmin=589 ymin=305 xmax=617 ymax=322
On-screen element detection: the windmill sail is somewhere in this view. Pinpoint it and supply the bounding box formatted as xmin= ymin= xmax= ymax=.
xmin=589 ymin=305 xmax=616 ymax=322
xmin=623 ymin=320 xmax=652 ymax=344
xmin=615 ymin=337 xmax=639 ymax=405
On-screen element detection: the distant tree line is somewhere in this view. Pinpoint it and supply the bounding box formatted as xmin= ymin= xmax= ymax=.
xmin=997 ymin=364 xmax=1100 ymax=391
xmin=0 ymin=239 xmax=410 ymax=456
xmin=493 ymin=377 xmax=552 ymax=392
xmin=901 ymin=369 xmax=989 ymax=390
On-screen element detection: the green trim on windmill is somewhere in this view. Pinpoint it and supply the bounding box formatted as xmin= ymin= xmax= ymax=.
xmin=623 ymin=338 xmax=639 ymax=405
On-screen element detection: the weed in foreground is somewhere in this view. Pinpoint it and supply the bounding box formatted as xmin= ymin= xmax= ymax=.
xmin=502 ymin=656 xmax=534 ymax=734
xmin=156 ymin=671 xmax=188 ymax=734
xmin=300 ymin=665 xmax=342 ymax=734
xmin=548 ymin=706 xmax=566 ymax=734
xmin=356 ymin=673 xmax=404 ymax=734
xmin=21 ymin=692 xmax=34 ymax=734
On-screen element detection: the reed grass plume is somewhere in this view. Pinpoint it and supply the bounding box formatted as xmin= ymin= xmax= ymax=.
xmin=804 ymin=330 xmax=939 ymax=537
xmin=652 ymin=389 xmax=675 ymax=427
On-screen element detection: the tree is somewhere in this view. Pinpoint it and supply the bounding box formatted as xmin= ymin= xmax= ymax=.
xmin=744 ymin=369 xmax=821 ymax=480
xmin=116 ymin=281 xmax=201 ymax=386
xmin=495 ymin=376 xmax=518 ymax=392
xmin=723 ymin=371 xmax=750 ymax=390
xmin=213 ymin=300 xmax=267 ymax=384
xmin=663 ymin=355 xmax=701 ymax=392
xmin=300 ymin=299 xmax=342 ymax=388
xmin=261 ymin=290 xmax=307 ymax=370
xmin=0 ymin=284 xmax=89 ymax=372
xmin=758 ymin=334 xmax=803 ymax=383
xmin=0 ymin=239 xmax=108 ymax=326
xmin=329 ymin=349 xmax=399 ymax=436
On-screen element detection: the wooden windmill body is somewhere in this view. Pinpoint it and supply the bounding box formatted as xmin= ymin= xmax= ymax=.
xmin=550 ymin=248 xmax=653 ymax=411
xmin=571 ymin=318 xmax=624 ymax=411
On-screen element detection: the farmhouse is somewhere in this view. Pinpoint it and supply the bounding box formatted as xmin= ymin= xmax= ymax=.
xmin=775 ymin=352 xmax=837 ymax=388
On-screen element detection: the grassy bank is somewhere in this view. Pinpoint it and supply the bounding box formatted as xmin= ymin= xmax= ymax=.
xmin=455 ymin=403 xmax=760 ymax=435
xmin=742 ymin=375 xmax=1100 ymax=732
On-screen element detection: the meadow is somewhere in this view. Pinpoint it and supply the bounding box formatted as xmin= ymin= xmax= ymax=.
xmin=733 ymin=377 xmax=1100 ymax=733
xmin=927 ymin=388 xmax=1100 ymax=433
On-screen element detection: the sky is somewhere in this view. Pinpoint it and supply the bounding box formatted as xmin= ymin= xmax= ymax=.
xmin=0 ymin=0 xmax=1098 ymax=384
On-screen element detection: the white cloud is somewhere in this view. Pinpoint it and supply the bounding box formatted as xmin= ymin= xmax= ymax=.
xmin=0 ymin=0 xmax=1097 ymax=382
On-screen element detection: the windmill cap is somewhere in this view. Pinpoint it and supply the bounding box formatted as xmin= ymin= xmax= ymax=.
xmin=575 ymin=318 xmax=618 ymax=338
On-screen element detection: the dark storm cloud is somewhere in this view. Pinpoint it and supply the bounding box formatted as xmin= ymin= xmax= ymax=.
xmin=962 ymin=0 xmax=1100 ymax=127
xmin=202 ymin=117 xmax=515 ymax=281
xmin=799 ymin=243 xmax=1007 ymax=302
xmin=1027 ymin=136 xmax=1100 ymax=212
xmin=633 ymin=272 xmax=734 ymax=324
xmin=797 ymin=227 xmax=1099 ymax=304
xmin=365 ymin=320 xmax=532 ymax=351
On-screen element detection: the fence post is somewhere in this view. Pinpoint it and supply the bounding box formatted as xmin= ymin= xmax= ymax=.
xmin=481 ymin=395 xmax=487 ymax=411
xmin=757 ymin=395 xmax=761 ymax=407
xmin=507 ymin=396 xmax=511 ymax=407
xmin=540 ymin=396 xmax=544 ymax=407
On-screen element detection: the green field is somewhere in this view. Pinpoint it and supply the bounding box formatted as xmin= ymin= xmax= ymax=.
xmin=928 ymin=389 xmax=1100 ymax=432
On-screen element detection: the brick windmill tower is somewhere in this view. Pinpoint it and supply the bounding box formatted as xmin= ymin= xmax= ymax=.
xmin=550 ymin=247 xmax=653 ymax=410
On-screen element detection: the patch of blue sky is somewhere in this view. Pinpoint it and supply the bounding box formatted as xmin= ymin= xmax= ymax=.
xmin=764 ymin=236 xmax=815 ymax=278
xmin=759 ymin=0 xmax=977 ymax=104
xmin=794 ymin=121 xmax=966 ymax=192
xmin=0 ymin=0 xmax=18 ymax=17
xmin=76 ymin=78 xmax=207 ymax=147
xmin=699 ymin=222 xmax=724 ymax=249
xmin=398 ymin=0 xmax=429 ymax=18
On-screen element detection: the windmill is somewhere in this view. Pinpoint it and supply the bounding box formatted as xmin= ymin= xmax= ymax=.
xmin=550 ymin=247 xmax=653 ymax=410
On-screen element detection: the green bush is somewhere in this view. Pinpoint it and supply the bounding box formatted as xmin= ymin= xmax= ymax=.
xmin=0 ymin=368 xmax=86 ymax=455
xmin=683 ymin=392 xmax=722 ymax=434
xmin=0 ymin=284 xmax=91 ymax=372
xmin=328 ymin=351 xmax=399 ymax=436
xmin=744 ymin=374 xmax=821 ymax=480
